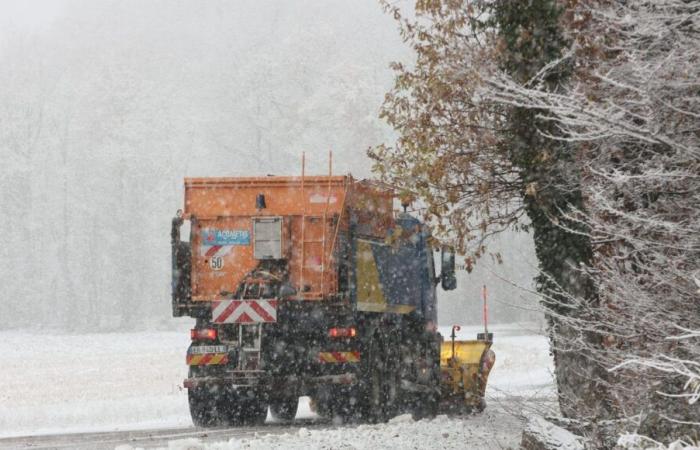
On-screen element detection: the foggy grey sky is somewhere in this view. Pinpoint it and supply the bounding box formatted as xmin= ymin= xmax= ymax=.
xmin=0 ymin=0 xmax=540 ymax=331
xmin=0 ymin=0 xmax=63 ymax=33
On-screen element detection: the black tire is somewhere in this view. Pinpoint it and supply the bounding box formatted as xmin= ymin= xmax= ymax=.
xmin=382 ymin=341 xmax=402 ymax=420
xmin=269 ymin=395 xmax=298 ymax=421
xmin=411 ymin=336 xmax=440 ymax=421
xmin=411 ymin=390 xmax=438 ymax=421
xmin=221 ymin=389 xmax=268 ymax=426
xmin=363 ymin=355 xmax=384 ymax=423
xmin=313 ymin=386 xmax=357 ymax=423
xmin=188 ymin=387 xmax=223 ymax=427
xmin=312 ymin=396 xmax=331 ymax=419
xmin=359 ymin=335 xmax=400 ymax=423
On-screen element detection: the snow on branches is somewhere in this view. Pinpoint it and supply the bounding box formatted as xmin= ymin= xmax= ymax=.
xmin=483 ymin=0 xmax=700 ymax=440
xmin=375 ymin=0 xmax=699 ymax=443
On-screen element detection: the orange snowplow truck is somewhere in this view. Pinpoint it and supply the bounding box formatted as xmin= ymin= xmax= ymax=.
xmin=171 ymin=174 xmax=457 ymax=426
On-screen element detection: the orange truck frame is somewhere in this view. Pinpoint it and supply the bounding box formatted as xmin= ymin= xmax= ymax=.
xmin=171 ymin=173 xmax=458 ymax=426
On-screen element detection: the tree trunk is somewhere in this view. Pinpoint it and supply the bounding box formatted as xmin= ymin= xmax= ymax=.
xmin=514 ymin=114 xmax=613 ymax=420
xmin=491 ymin=0 xmax=616 ymax=421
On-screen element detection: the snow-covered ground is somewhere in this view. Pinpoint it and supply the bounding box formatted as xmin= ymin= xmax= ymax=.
xmin=135 ymin=412 xmax=527 ymax=450
xmin=0 ymin=322 xmax=194 ymax=438
xmin=0 ymin=322 xmax=555 ymax=448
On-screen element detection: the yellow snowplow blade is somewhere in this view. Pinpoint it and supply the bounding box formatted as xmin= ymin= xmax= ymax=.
xmin=440 ymin=341 xmax=489 ymax=365
xmin=439 ymin=340 xmax=494 ymax=409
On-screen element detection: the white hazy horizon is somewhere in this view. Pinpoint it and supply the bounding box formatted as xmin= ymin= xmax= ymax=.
xmin=0 ymin=0 xmax=541 ymax=331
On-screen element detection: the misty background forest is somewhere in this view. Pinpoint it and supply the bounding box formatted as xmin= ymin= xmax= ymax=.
xmin=0 ymin=0 xmax=540 ymax=331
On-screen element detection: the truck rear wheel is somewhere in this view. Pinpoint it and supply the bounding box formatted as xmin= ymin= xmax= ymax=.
xmin=221 ymin=389 xmax=268 ymax=426
xmin=313 ymin=386 xmax=357 ymax=422
xmin=359 ymin=335 xmax=400 ymax=423
xmin=410 ymin=338 xmax=440 ymax=420
xmin=269 ymin=395 xmax=298 ymax=421
xmin=188 ymin=387 xmax=223 ymax=427
xmin=363 ymin=353 xmax=384 ymax=422
xmin=410 ymin=390 xmax=438 ymax=420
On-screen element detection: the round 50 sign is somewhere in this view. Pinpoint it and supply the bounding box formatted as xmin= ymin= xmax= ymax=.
xmin=209 ymin=256 xmax=224 ymax=271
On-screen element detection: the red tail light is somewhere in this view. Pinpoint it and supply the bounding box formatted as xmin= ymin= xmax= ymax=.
xmin=191 ymin=328 xmax=217 ymax=341
xmin=329 ymin=327 xmax=357 ymax=338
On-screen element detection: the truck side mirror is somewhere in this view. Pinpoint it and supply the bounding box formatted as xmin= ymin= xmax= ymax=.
xmin=441 ymin=247 xmax=457 ymax=291
xmin=278 ymin=284 xmax=296 ymax=299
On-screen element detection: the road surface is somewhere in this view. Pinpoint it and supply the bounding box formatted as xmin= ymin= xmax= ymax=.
xmin=0 ymin=419 xmax=330 ymax=450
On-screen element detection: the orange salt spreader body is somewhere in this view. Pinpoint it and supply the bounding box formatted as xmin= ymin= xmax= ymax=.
xmin=181 ymin=175 xmax=393 ymax=303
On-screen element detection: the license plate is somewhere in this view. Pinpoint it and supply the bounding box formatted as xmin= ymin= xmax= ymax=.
xmin=189 ymin=345 xmax=227 ymax=355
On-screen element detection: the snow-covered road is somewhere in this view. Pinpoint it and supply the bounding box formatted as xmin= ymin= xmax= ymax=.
xmin=0 ymin=322 xmax=555 ymax=449
xmin=0 ymin=411 xmax=530 ymax=450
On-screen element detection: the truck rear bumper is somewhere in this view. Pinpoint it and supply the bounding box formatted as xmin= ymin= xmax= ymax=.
xmin=183 ymin=372 xmax=357 ymax=390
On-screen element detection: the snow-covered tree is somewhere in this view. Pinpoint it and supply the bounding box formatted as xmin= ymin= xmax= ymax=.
xmin=374 ymin=0 xmax=699 ymax=443
xmin=486 ymin=0 xmax=700 ymax=442
xmin=371 ymin=0 xmax=612 ymax=423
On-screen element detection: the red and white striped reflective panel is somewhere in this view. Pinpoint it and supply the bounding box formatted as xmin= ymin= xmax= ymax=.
xmin=211 ymin=299 xmax=278 ymax=324
xmin=200 ymin=245 xmax=232 ymax=258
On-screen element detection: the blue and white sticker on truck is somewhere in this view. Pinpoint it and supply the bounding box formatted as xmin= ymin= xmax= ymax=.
xmin=200 ymin=229 xmax=250 ymax=269
xmin=202 ymin=229 xmax=250 ymax=246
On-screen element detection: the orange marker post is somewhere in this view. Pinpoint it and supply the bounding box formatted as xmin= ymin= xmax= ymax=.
xmin=482 ymin=285 xmax=489 ymax=336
